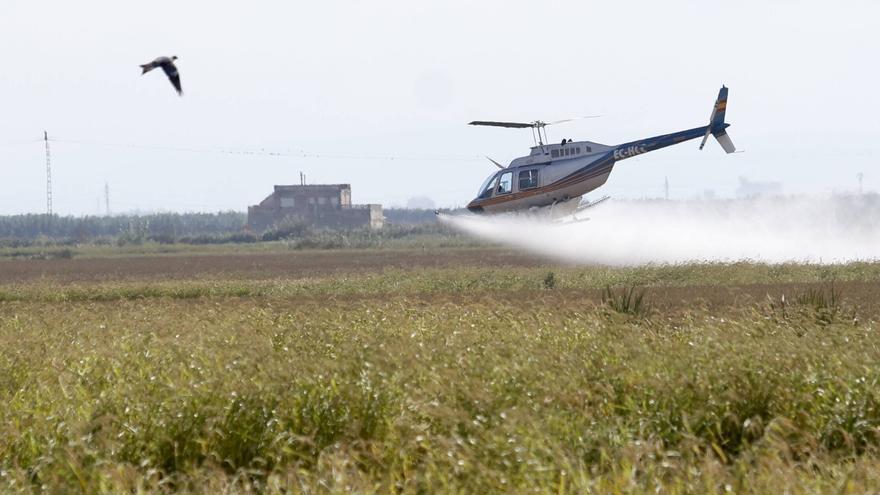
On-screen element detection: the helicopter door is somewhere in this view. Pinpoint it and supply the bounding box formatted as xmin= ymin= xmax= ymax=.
xmin=495 ymin=171 xmax=513 ymax=195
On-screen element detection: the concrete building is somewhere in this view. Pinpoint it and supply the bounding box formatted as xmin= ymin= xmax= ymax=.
xmin=247 ymin=184 xmax=383 ymax=231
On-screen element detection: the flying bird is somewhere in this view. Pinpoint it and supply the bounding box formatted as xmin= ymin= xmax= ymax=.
xmin=140 ymin=56 xmax=182 ymax=96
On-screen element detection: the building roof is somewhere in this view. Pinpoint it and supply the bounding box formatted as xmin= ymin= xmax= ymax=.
xmin=273 ymin=184 xmax=350 ymax=192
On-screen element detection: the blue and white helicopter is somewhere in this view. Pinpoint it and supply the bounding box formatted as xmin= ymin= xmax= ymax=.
xmin=463 ymin=86 xmax=736 ymax=217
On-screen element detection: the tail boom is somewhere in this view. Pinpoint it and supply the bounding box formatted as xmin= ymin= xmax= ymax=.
xmin=614 ymin=85 xmax=735 ymax=161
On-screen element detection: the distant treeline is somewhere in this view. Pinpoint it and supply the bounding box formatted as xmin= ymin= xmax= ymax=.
xmin=0 ymin=208 xmax=451 ymax=244
xmin=0 ymin=212 xmax=248 ymax=241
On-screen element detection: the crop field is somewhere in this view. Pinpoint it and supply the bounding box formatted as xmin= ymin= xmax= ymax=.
xmin=2 ymin=245 xmax=880 ymax=493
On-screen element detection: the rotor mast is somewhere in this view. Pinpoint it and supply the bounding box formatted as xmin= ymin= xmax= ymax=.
xmin=531 ymin=121 xmax=549 ymax=148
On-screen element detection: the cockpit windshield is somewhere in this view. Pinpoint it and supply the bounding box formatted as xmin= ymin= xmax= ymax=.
xmin=477 ymin=172 xmax=499 ymax=199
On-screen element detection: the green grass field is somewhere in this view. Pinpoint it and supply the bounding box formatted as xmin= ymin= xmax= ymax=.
xmin=2 ymin=247 xmax=880 ymax=493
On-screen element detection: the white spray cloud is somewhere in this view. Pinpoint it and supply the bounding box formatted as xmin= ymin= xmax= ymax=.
xmin=441 ymin=196 xmax=880 ymax=265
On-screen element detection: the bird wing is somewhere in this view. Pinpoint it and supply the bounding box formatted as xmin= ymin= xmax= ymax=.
xmin=161 ymin=61 xmax=183 ymax=95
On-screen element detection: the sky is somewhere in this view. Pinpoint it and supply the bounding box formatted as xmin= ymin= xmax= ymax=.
xmin=1 ymin=0 xmax=878 ymax=215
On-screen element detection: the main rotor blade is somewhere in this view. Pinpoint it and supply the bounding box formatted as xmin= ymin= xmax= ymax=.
xmin=485 ymin=156 xmax=505 ymax=169
xmin=547 ymin=115 xmax=602 ymax=125
xmin=468 ymin=121 xmax=534 ymax=129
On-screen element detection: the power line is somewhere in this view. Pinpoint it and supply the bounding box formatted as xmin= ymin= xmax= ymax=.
xmin=45 ymin=137 xmax=484 ymax=162
xmin=0 ymin=138 xmax=43 ymax=148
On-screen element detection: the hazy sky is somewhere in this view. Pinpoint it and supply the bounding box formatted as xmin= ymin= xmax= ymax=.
xmin=1 ymin=0 xmax=878 ymax=215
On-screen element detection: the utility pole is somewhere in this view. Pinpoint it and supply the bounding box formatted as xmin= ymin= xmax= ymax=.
xmin=44 ymin=131 xmax=52 ymax=215
xmin=664 ymin=176 xmax=669 ymax=201
xmin=300 ymin=171 xmax=306 ymax=186
xmin=104 ymin=182 xmax=111 ymax=216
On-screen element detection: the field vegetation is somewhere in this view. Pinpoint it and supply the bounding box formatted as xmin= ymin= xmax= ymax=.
xmin=0 ymin=208 xmax=447 ymax=246
xmin=0 ymin=221 xmax=475 ymax=262
xmin=2 ymin=246 xmax=880 ymax=492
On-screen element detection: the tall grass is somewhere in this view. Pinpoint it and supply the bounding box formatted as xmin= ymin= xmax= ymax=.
xmin=601 ymin=285 xmax=650 ymax=316
xmin=1 ymin=264 xmax=880 ymax=492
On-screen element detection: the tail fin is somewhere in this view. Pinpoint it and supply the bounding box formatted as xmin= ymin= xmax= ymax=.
xmin=711 ymin=86 xmax=728 ymax=129
xmin=699 ymin=86 xmax=736 ymax=153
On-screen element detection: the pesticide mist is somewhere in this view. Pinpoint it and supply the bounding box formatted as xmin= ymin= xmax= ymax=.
xmin=441 ymin=195 xmax=880 ymax=265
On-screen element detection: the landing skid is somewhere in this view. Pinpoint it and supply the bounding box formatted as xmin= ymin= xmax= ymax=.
xmin=435 ymin=196 xmax=610 ymax=224
xmin=553 ymin=195 xmax=610 ymax=225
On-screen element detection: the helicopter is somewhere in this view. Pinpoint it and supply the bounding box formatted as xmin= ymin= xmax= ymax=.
xmin=461 ymin=86 xmax=736 ymax=218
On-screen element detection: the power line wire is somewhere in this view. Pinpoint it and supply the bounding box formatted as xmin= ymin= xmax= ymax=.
xmin=0 ymin=138 xmax=43 ymax=148
xmin=45 ymin=137 xmax=484 ymax=162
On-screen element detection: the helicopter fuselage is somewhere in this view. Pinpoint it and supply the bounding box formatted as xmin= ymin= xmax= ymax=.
xmin=465 ymin=86 xmax=735 ymax=214
xmin=467 ymin=125 xmax=720 ymax=214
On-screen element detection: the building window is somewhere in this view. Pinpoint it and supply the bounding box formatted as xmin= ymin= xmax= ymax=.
xmin=551 ymin=149 xmax=559 ymax=158
xmin=519 ymin=169 xmax=538 ymax=190
xmin=318 ymin=197 xmax=327 ymax=205
xmin=280 ymin=196 xmax=295 ymax=208
xmin=331 ymin=197 xmax=339 ymax=206
xmin=308 ymin=197 xmax=316 ymax=205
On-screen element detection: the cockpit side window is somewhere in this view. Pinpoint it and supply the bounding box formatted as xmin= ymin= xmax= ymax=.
xmin=496 ymin=172 xmax=513 ymax=195
xmin=518 ymin=169 xmax=539 ymax=190
xmin=477 ymin=172 xmax=499 ymax=199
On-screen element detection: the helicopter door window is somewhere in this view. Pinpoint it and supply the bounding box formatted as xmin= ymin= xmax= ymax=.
xmin=496 ymin=172 xmax=513 ymax=195
xmin=519 ymin=169 xmax=539 ymax=190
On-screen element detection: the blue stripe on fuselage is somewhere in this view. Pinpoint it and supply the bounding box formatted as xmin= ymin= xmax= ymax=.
xmin=551 ymin=152 xmax=616 ymax=187
xmin=612 ymin=125 xmax=717 ymax=161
